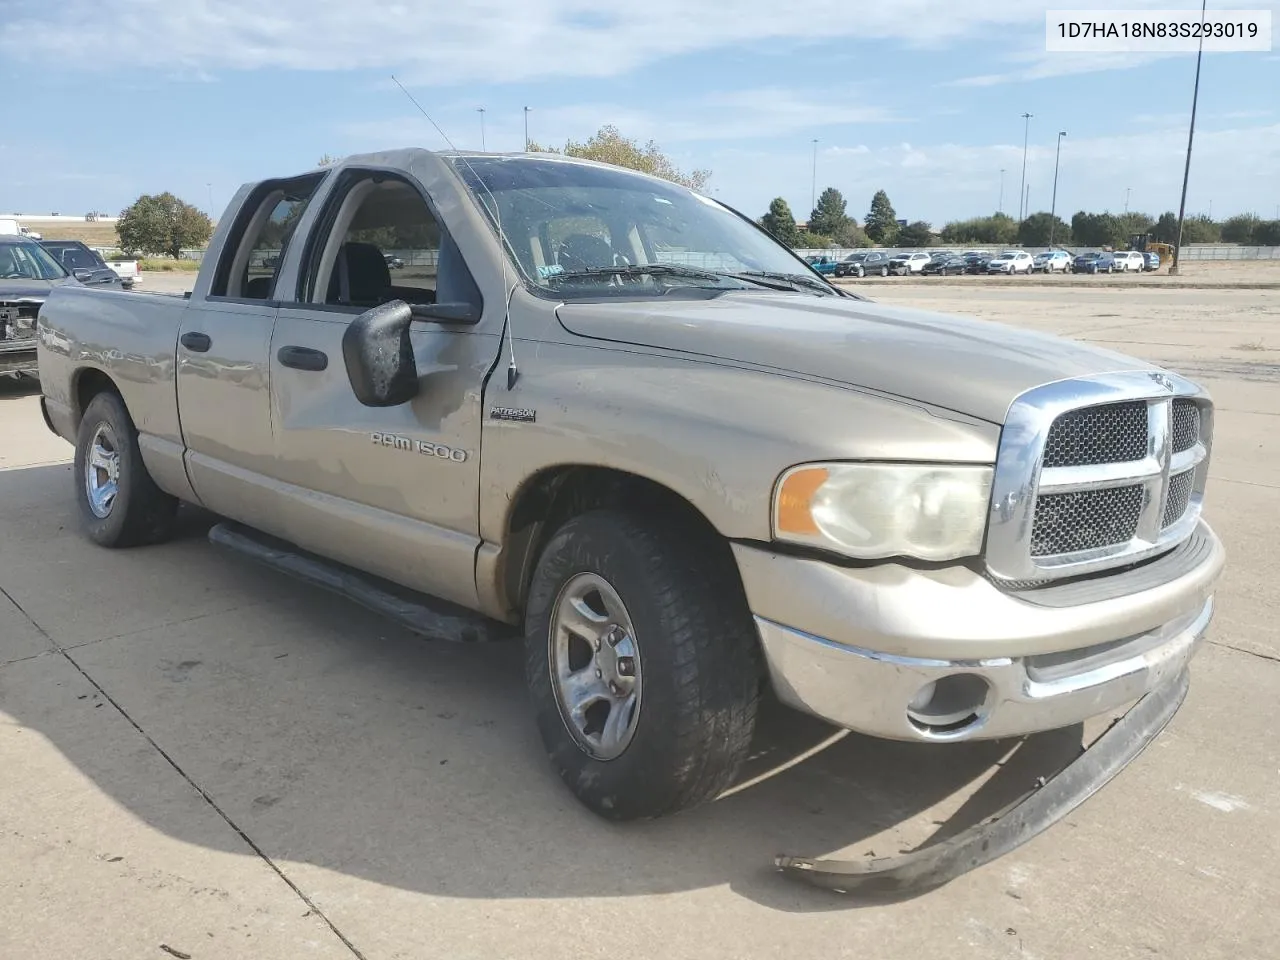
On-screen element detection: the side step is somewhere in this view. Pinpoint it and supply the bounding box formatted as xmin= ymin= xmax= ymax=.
xmin=208 ymin=521 xmax=512 ymax=644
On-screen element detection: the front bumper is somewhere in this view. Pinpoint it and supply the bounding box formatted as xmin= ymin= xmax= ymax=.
xmin=776 ymin=666 xmax=1190 ymax=895
xmin=0 ymin=338 xmax=38 ymax=376
xmin=733 ymin=521 xmax=1223 ymax=742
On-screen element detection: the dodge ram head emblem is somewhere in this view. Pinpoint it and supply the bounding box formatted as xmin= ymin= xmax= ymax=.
xmin=1147 ymin=372 xmax=1175 ymax=392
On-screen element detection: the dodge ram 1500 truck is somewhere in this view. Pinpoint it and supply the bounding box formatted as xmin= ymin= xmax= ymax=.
xmin=36 ymin=149 xmax=1224 ymax=892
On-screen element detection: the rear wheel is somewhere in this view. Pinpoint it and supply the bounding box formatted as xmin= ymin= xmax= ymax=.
xmin=74 ymin=391 xmax=178 ymax=548
xmin=524 ymin=509 xmax=761 ymax=821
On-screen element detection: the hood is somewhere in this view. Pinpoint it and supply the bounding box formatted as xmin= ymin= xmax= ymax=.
xmin=555 ymin=292 xmax=1156 ymax=424
xmin=0 ymin=277 xmax=73 ymax=301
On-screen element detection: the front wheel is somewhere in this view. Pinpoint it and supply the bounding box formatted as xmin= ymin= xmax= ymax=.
xmin=524 ymin=509 xmax=761 ymax=821
xmin=74 ymin=391 xmax=178 ymax=547
xmin=856 ymin=265 xmax=865 ymax=278
xmin=880 ymin=266 xmax=888 ymax=277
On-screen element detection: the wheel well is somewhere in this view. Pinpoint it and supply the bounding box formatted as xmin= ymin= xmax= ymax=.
xmin=500 ymin=466 xmax=732 ymax=621
xmin=72 ymin=368 xmax=121 ymax=430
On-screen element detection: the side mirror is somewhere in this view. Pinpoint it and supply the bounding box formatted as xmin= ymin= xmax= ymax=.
xmin=409 ymin=301 xmax=480 ymax=324
xmin=73 ymin=269 xmax=94 ymax=282
xmin=341 ymin=301 xmax=420 ymax=407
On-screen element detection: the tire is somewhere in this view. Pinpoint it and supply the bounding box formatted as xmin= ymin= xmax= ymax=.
xmin=74 ymin=391 xmax=178 ymax=548
xmin=524 ymin=508 xmax=761 ymax=821
xmin=880 ymin=266 xmax=888 ymax=277
xmin=856 ymin=265 xmax=864 ymax=278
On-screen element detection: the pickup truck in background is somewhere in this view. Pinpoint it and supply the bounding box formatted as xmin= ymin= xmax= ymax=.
xmin=101 ymin=254 xmax=142 ymax=286
xmin=36 ymin=149 xmax=1224 ymax=892
xmin=39 ymin=239 xmax=133 ymax=289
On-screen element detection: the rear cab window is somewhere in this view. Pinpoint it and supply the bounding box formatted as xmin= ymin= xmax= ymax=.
xmin=209 ymin=173 xmax=326 ymax=301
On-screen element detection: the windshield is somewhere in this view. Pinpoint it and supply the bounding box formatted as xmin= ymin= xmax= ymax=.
xmin=997 ymin=250 xmax=1019 ymax=258
xmin=449 ymin=156 xmax=832 ymax=298
xmin=0 ymin=240 xmax=68 ymax=281
xmin=45 ymin=244 xmax=103 ymax=270
xmin=844 ymin=253 xmax=867 ymax=262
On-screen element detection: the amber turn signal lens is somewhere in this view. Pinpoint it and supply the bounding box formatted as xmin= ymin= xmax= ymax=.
xmin=776 ymin=467 xmax=829 ymax=535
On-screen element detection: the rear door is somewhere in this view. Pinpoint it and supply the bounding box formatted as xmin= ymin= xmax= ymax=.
xmin=265 ymin=166 xmax=501 ymax=610
xmin=176 ymin=173 xmax=324 ymax=533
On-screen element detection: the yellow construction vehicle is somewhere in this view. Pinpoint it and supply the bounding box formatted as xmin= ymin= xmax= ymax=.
xmin=1128 ymin=233 xmax=1175 ymax=268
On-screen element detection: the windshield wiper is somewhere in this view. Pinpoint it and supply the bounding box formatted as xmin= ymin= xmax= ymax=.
xmin=544 ymin=263 xmax=797 ymax=292
xmin=732 ymin=270 xmax=835 ymax=295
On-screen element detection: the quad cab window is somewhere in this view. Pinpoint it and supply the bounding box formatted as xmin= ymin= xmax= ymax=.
xmin=211 ymin=173 xmax=325 ymax=300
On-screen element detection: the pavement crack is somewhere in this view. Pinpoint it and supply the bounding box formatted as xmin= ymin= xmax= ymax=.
xmin=1207 ymin=475 xmax=1280 ymax=490
xmin=1208 ymin=639 xmax=1280 ymax=665
xmin=0 ymin=584 xmax=368 ymax=960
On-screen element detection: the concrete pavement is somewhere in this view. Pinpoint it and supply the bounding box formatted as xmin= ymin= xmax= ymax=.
xmin=1 ymin=282 xmax=1277 ymax=959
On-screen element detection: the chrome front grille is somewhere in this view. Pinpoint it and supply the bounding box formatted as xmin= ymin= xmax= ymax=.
xmin=986 ymin=371 xmax=1213 ymax=583
xmin=1031 ymin=485 xmax=1144 ymax=556
xmin=1042 ymin=400 xmax=1147 ymax=467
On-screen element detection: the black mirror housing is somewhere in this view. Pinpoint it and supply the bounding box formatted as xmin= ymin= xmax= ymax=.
xmin=342 ymin=301 xmax=420 ymax=407
xmin=409 ymin=301 xmax=480 ymax=324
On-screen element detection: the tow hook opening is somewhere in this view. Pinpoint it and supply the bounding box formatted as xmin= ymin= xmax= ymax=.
xmin=906 ymin=674 xmax=991 ymax=737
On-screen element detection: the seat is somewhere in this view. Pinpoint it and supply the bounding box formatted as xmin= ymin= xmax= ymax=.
xmin=557 ymin=233 xmax=615 ymax=272
xmin=327 ymin=241 xmax=391 ymax=306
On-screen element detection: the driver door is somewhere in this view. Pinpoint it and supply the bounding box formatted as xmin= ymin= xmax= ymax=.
xmin=266 ymin=168 xmax=501 ymax=610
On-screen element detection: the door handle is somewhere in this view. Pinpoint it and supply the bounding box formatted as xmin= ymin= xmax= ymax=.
xmin=180 ymin=331 xmax=212 ymax=353
xmin=277 ymin=345 xmax=329 ymax=372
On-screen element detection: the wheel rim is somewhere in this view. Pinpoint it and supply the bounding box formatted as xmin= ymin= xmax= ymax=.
xmin=85 ymin=421 xmax=121 ymax=519
xmin=548 ymin=572 xmax=642 ymax=760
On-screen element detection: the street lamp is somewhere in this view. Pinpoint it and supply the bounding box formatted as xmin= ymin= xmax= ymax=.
xmin=523 ymin=106 xmax=531 ymax=151
xmin=999 ymin=168 xmax=1006 ymax=214
xmin=810 ymin=138 xmax=819 ymax=214
xmin=1018 ymin=112 xmax=1033 ymax=221
xmin=1049 ymin=132 xmax=1066 ymax=247
xmin=477 ymin=107 xmax=487 ymax=151
xmin=1124 ymin=187 xmax=1131 ymax=214
xmin=1171 ymin=0 xmax=1208 ymax=276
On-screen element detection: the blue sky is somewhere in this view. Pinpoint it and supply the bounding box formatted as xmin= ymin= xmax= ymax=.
xmin=2 ymin=0 xmax=1278 ymax=227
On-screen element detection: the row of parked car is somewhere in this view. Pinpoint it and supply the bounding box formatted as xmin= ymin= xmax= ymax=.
xmin=807 ymin=248 xmax=1162 ymax=278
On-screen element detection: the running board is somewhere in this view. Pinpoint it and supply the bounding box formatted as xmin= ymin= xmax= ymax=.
xmin=208 ymin=521 xmax=511 ymax=644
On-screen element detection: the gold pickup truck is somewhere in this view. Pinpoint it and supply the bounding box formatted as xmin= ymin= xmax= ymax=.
xmin=35 ymin=149 xmax=1224 ymax=893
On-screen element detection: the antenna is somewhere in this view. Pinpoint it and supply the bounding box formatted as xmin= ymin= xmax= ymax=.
xmin=391 ymin=75 xmax=522 ymax=389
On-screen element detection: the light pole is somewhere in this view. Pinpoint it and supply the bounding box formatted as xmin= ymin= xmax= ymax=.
xmin=1018 ymin=112 xmax=1033 ymax=221
xmin=1171 ymin=0 xmax=1208 ymax=276
xmin=810 ymin=138 xmax=819 ymax=215
xmin=477 ymin=107 xmax=487 ymax=151
xmin=206 ymin=182 xmax=213 ymax=214
xmin=1124 ymin=187 xmax=1131 ymax=214
xmin=523 ymin=106 xmax=531 ymax=151
xmin=999 ymin=168 xmax=1006 ymax=214
xmin=1025 ymin=183 xmax=1030 ymax=222
xmin=1049 ymin=131 xmax=1066 ymax=247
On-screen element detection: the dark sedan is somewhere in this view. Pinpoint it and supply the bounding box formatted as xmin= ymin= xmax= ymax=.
xmin=833 ymin=251 xmax=890 ymax=277
xmin=1073 ymin=251 xmax=1117 ymax=274
xmin=39 ymin=239 xmax=131 ymax=289
xmin=963 ymin=253 xmax=993 ymax=274
xmin=921 ymin=254 xmax=969 ymax=276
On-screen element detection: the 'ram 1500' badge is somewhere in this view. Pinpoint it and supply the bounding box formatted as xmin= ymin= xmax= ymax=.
xmin=370 ymin=432 xmax=468 ymax=462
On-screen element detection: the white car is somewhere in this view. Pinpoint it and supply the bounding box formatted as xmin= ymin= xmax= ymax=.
xmin=986 ymin=250 xmax=1034 ymax=274
xmin=1112 ymin=251 xmax=1145 ymax=273
xmin=888 ymin=251 xmax=931 ymax=275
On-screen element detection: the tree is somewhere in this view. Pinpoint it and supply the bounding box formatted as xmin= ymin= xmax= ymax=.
xmin=808 ymin=187 xmax=852 ymax=239
xmin=864 ymin=190 xmax=899 ymax=245
xmin=1017 ymin=212 xmax=1072 ymax=246
xmin=117 ymin=192 xmax=213 ymax=259
xmin=897 ymin=220 xmax=934 ymax=247
xmin=1221 ymin=213 xmax=1262 ymax=243
xmin=834 ymin=220 xmax=873 ymax=247
xmin=1180 ymin=214 xmax=1221 ymax=244
xmin=1154 ymin=211 xmax=1179 ymax=243
xmin=759 ymin=198 xmax=799 ymax=246
xmin=940 ymin=213 xmax=1017 ymax=245
xmin=530 ymin=125 xmax=710 ymax=190
xmin=1071 ymin=211 xmax=1124 ymax=248
xmin=1254 ymin=220 xmax=1280 ymax=245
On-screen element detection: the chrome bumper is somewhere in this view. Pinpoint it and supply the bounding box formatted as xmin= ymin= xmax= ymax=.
xmin=754 ymin=596 xmax=1211 ymax=741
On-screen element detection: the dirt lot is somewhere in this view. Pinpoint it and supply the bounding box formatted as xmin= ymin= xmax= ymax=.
xmin=1 ymin=280 xmax=1277 ymax=960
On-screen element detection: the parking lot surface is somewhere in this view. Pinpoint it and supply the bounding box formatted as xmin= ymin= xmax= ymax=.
xmin=2 ymin=280 xmax=1278 ymax=959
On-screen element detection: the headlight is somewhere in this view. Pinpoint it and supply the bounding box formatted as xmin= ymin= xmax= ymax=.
xmin=773 ymin=463 xmax=993 ymax=562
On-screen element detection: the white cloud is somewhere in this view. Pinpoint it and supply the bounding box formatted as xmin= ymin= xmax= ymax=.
xmin=0 ymin=0 xmax=1100 ymax=84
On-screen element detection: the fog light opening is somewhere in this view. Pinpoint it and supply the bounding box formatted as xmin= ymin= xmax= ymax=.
xmin=906 ymin=673 xmax=991 ymax=736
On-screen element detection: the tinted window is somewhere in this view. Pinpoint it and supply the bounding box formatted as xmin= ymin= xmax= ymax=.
xmin=0 ymin=240 xmax=67 ymax=280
